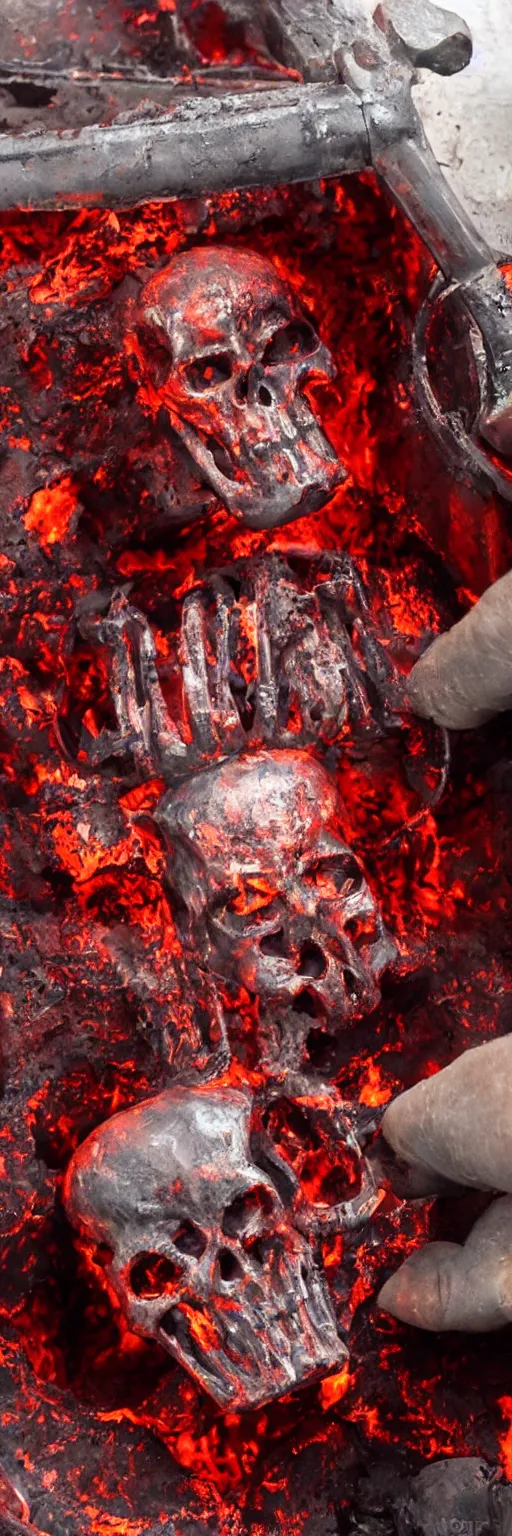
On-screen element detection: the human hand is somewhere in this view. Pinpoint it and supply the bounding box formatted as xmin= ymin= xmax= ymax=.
xmin=407 ymin=569 xmax=512 ymax=729
xmin=377 ymin=1035 xmax=512 ymax=1330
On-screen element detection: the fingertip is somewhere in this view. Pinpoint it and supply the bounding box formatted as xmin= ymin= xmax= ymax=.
xmin=376 ymin=1268 xmax=431 ymax=1329
xmin=377 ymin=1244 xmax=460 ymax=1331
xmin=377 ymin=1275 xmax=400 ymax=1316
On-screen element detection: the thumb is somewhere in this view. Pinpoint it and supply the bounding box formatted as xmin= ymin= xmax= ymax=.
xmin=378 ymin=1196 xmax=512 ymax=1331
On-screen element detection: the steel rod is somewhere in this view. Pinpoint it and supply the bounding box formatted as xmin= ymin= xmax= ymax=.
xmin=372 ymin=120 xmax=495 ymax=283
xmin=0 ymin=83 xmax=369 ymax=211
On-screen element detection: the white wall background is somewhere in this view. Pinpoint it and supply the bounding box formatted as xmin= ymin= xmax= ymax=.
xmin=413 ymin=0 xmax=512 ymax=256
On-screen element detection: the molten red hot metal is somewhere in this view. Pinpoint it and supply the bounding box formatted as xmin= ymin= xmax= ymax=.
xmin=0 ymin=103 xmax=511 ymax=1536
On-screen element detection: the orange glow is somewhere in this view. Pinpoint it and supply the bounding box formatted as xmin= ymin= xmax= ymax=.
xmin=182 ymin=1306 xmax=222 ymax=1354
xmin=229 ymin=877 xmax=278 ymax=915
xmin=319 ymin=1363 xmax=351 ymax=1408
xmin=499 ymin=1398 xmax=512 ymax=1478
xmin=24 ymin=475 xmax=79 ymax=547
xmin=358 ymin=1061 xmax=392 ymax=1107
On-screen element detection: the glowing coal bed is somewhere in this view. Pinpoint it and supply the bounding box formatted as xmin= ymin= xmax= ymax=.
xmin=0 ymin=173 xmax=512 ymax=1536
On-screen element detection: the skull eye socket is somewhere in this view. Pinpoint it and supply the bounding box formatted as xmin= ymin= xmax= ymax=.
xmin=217 ymin=1248 xmax=243 ymax=1284
xmin=130 ymin=1251 xmax=183 ymax=1297
xmin=344 ymin=914 xmax=379 ymax=949
xmin=305 ymin=854 xmax=364 ymax=897
xmin=183 ymin=353 xmax=233 ymax=392
xmin=222 ymin=1184 xmax=276 ymax=1238
xmin=262 ymin=1098 xmax=362 ymax=1207
xmin=171 ymin=1219 xmax=207 ymax=1257
xmin=262 ymin=321 xmax=318 ymax=367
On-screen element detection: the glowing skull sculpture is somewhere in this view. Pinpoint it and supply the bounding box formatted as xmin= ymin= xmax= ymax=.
xmin=137 ymin=245 xmax=345 ymax=528
xmin=64 ymin=1082 xmax=346 ymax=1409
xmin=157 ymin=749 xmax=396 ymax=1024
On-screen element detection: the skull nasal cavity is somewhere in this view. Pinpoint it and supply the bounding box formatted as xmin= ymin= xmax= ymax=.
xmin=258 ymin=383 xmax=273 ymax=407
xmin=217 ymin=1248 xmax=243 ymax=1284
xmin=298 ymin=941 xmax=327 ymax=979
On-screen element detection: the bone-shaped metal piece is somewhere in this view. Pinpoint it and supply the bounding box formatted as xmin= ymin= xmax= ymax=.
xmin=262 ymin=0 xmax=472 ymax=80
xmin=61 ymin=554 xmax=416 ymax=784
xmin=374 ymin=0 xmax=472 ymax=74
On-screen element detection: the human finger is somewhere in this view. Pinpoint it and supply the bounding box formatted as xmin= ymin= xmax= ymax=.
xmin=381 ymin=1036 xmax=512 ymax=1195
xmin=407 ymin=570 xmax=512 ymax=729
xmin=378 ymin=1194 xmax=512 ymax=1330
